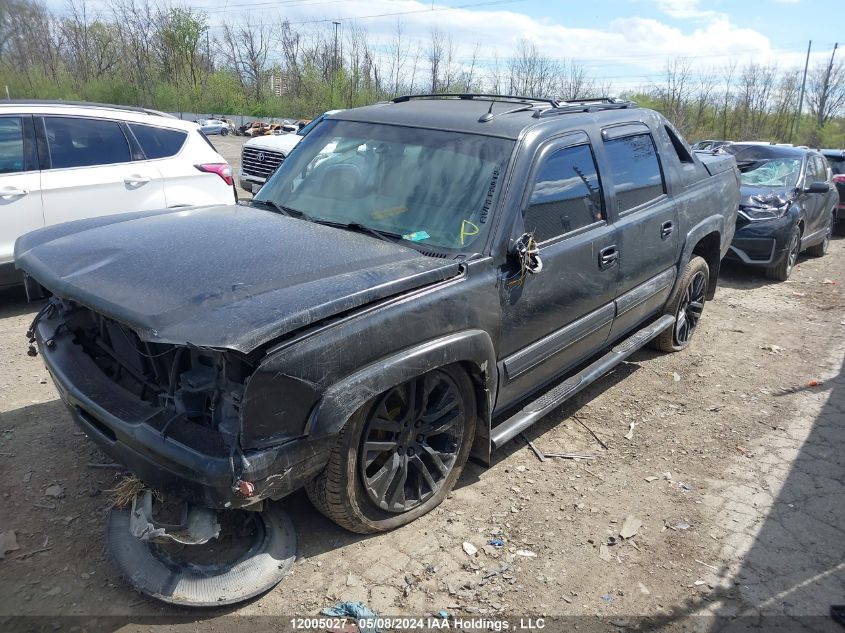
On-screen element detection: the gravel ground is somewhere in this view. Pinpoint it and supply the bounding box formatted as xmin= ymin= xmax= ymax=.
xmin=0 ymin=163 xmax=842 ymax=630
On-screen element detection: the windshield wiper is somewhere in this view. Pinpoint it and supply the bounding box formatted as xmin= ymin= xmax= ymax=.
xmin=308 ymin=219 xmax=404 ymax=243
xmin=251 ymin=202 xmax=404 ymax=243
xmin=250 ymin=198 xmax=302 ymax=217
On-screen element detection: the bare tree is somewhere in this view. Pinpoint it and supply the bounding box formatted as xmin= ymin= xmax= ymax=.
xmin=719 ymin=60 xmax=737 ymax=138
xmin=219 ymin=17 xmax=275 ymax=102
xmin=653 ymin=57 xmax=693 ymax=131
xmin=559 ymin=60 xmax=595 ymax=100
xmin=386 ymin=19 xmax=406 ymax=98
xmin=60 ymin=0 xmax=119 ymax=85
xmin=427 ymin=27 xmax=444 ymax=93
xmin=807 ymin=48 xmax=845 ymax=128
xmin=507 ymin=39 xmax=558 ymax=98
xmin=692 ymin=67 xmax=718 ymax=133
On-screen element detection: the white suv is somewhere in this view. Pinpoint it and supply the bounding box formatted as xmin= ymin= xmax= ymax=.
xmin=0 ymin=101 xmax=236 ymax=288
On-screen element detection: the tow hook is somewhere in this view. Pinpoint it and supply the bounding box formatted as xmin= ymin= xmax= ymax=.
xmin=128 ymin=490 xmax=221 ymax=545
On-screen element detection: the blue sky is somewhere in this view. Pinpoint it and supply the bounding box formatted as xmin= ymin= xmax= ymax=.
xmin=46 ymin=0 xmax=841 ymax=90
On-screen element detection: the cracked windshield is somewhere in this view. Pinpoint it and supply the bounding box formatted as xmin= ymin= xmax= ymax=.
xmin=255 ymin=119 xmax=513 ymax=250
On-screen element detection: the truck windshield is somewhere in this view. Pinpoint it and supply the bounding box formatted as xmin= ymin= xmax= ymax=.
xmin=255 ymin=119 xmax=513 ymax=251
xmin=738 ymin=158 xmax=802 ymax=189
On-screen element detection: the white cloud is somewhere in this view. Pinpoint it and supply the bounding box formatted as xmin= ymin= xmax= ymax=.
xmin=650 ymin=0 xmax=717 ymax=20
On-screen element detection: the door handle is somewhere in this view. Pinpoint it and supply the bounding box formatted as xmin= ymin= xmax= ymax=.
xmin=124 ymin=175 xmax=151 ymax=187
xmin=661 ymin=221 xmax=674 ymax=239
xmin=599 ymin=245 xmax=618 ymax=270
xmin=0 ymin=187 xmax=29 ymax=200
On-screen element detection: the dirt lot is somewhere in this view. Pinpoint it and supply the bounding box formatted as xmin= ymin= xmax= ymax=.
xmin=0 ymin=147 xmax=843 ymax=629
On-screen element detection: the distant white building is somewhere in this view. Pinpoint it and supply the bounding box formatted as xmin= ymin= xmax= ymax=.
xmin=269 ymin=74 xmax=289 ymax=97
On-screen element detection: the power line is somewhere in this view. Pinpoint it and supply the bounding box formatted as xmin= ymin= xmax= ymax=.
xmin=284 ymin=0 xmax=528 ymax=25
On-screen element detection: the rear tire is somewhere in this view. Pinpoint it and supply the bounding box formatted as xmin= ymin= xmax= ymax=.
xmin=652 ymin=256 xmax=709 ymax=353
xmin=766 ymin=225 xmax=801 ymax=281
xmin=806 ymin=215 xmax=832 ymax=257
xmin=306 ymin=365 xmax=476 ymax=534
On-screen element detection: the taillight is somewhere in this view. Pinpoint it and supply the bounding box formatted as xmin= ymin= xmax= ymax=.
xmin=195 ymin=163 xmax=233 ymax=186
xmin=833 ymin=174 xmax=845 ymax=184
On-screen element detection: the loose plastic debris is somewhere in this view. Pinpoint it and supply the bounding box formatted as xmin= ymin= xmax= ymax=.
xmin=320 ymin=602 xmax=381 ymax=633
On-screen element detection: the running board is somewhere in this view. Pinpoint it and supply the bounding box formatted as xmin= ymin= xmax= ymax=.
xmin=490 ymin=314 xmax=675 ymax=449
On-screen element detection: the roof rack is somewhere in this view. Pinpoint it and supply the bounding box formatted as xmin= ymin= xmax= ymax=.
xmin=0 ymin=99 xmax=174 ymax=118
xmin=392 ymin=93 xmax=561 ymax=107
xmin=533 ymin=97 xmax=638 ymax=118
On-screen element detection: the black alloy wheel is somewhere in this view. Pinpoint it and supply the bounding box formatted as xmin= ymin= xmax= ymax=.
xmin=807 ymin=215 xmax=832 ymax=257
xmin=674 ymin=270 xmax=707 ymax=347
xmin=785 ymin=227 xmax=801 ymax=274
xmin=359 ymin=370 xmax=465 ymax=513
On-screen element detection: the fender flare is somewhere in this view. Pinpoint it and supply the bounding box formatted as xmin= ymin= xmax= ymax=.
xmin=306 ymin=329 xmax=498 ymax=440
xmin=672 ymin=215 xmax=724 ymax=299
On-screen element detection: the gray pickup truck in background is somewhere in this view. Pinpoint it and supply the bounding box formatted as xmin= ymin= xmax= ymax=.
xmin=17 ymin=94 xmax=739 ymax=605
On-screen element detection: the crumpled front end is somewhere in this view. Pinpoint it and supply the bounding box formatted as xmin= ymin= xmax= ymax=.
xmin=33 ymin=298 xmax=332 ymax=509
xmin=727 ymin=190 xmax=797 ymax=266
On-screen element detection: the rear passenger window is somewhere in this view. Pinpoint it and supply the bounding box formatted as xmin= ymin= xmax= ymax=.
xmin=45 ymin=117 xmax=131 ymax=169
xmin=129 ymin=124 xmax=187 ymax=159
xmin=0 ymin=117 xmax=24 ymax=174
xmin=605 ymin=133 xmax=665 ymax=212
xmin=525 ymin=144 xmax=604 ymax=242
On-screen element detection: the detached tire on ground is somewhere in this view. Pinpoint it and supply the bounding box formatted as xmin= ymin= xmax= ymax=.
xmin=306 ymin=365 xmax=476 ymax=534
xmin=107 ymin=504 xmax=296 ymax=607
xmin=652 ymin=255 xmax=709 ymax=353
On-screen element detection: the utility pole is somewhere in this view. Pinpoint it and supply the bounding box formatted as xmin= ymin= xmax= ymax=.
xmin=330 ymin=21 xmax=340 ymax=106
xmin=818 ymin=42 xmax=839 ymax=128
xmin=792 ymin=40 xmax=812 ymax=143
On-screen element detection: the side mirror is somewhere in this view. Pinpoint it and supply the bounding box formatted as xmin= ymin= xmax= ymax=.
xmin=805 ymin=181 xmax=830 ymax=194
xmin=512 ymin=232 xmax=543 ymax=277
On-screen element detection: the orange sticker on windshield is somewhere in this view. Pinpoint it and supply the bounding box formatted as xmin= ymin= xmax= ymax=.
xmin=371 ymin=206 xmax=407 ymax=220
xmin=460 ymin=220 xmax=480 ymax=246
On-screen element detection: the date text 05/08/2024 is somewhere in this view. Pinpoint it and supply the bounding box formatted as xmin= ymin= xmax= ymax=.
xmin=289 ymin=617 xmax=546 ymax=630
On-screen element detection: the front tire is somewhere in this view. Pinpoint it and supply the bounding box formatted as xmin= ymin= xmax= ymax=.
xmin=306 ymin=365 xmax=476 ymax=534
xmin=766 ymin=225 xmax=801 ymax=281
xmin=652 ymin=255 xmax=709 ymax=353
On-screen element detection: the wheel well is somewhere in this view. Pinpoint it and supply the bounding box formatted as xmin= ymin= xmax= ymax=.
xmin=691 ymin=231 xmax=721 ymax=300
xmin=458 ymin=360 xmax=493 ymax=465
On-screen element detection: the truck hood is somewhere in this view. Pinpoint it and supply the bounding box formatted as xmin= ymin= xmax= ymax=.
xmin=245 ymin=133 xmax=302 ymax=154
xmin=15 ymin=205 xmax=461 ymax=353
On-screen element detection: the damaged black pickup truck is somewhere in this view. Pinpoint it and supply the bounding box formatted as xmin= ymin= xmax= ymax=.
xmin=17 ymin=94 xmax=739 ymax=605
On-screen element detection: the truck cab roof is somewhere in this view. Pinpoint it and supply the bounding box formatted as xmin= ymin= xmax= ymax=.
xmin=333 ymin=94 xmax=641 ymax=140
